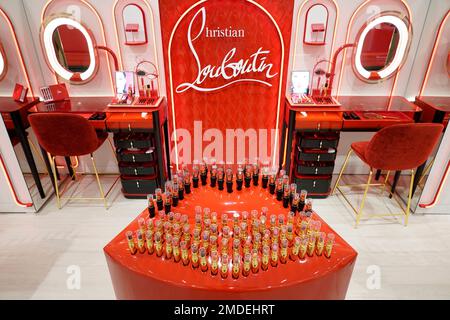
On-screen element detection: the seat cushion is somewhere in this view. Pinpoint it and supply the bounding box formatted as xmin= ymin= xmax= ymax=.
xmin=351 ymin=141 xmax=370 ymax=164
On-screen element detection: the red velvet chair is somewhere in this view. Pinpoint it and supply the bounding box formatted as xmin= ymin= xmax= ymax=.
xmin=332 ymin=123 xmax=443 ymax=227
xmin=29 ymin=113 xmax=116 ymax=209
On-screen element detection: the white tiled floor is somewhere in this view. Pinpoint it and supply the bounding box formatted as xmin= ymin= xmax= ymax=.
xmin=1 ymin=175 xmax=449 ymax=300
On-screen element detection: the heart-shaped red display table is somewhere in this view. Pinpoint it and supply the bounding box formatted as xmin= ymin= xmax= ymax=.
xmin=104 ymin=184 xmax=357 ymax=299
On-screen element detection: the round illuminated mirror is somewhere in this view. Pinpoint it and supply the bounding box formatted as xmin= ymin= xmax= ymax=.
xmin=447 ymin=51 xmax=450 ymax=78
xmin=353 ymin=13 xmax=411 ymax=82
xmin=0 ymin=43 xmax=6 ymax=81
xmin=42 ymin=16 xmax=98 ymax=83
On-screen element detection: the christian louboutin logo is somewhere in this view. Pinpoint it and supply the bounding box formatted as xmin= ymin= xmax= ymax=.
xmin=176 ymin=7 xmax=278 ymax=93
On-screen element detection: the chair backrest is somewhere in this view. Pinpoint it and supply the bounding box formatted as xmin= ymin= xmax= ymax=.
xmin=29 ymin=113 xmax=99 ymax=157
xmin=365 ymin=123 xmax=443 ymax=171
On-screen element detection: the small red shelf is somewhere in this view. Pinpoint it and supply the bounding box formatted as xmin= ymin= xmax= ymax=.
xmin=311 ymin=23 xmax=325 ymax=32
xmin=125 ymin=23 xmax=139 ymax=32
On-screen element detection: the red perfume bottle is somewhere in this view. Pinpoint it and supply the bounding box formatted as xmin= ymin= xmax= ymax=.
xmin=232 ymin=254 xmax=241 ymax=279
xmin=154 ymin=232 xmax=163 ymax=257
xmin=126 ymin=231 xmax=137 ymax=255
xmin=145 ymin=230 xmax=154 ymax=255
xmin=136 ymin=230 xmax=146 ymax=254
xmin=270 ymin=243 xmax=279 ymax=267
xmin=147 ymin=194 xmax=156 ymax=218
xmin=172 ymin=236 xmax=180 ymax=262
xmin=180 ymin=240 xmax=189 ymax=266
xmin=290 ymin=237 xmax=301 ymax=261
xmin=242 ymin=253 xmax=251 ymax=277
xmin=261 ymin=245 xmax=270 ymax=271
xmin=220 ymin=254 xmax=229 ymax=279
xmin=191 ymin=244 xmax=200 ymax=269
xmin=280 ymin=238 xmax=288 ymax=263
xmin=199 ymin=247 xmax=208 ymax=272
xmin=210 ymin=250 xmax=219 ymax=275
xmin=165 ymin=234 xmax=173 ymax=260
xmin=251 ymin=249 xmax=260 ymax=274
xmin=324 ymin=233 xmax=335 ymax=258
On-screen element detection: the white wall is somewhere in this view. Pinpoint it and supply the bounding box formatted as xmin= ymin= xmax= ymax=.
xmin=0 ymin=0 xmax=449 ymax=212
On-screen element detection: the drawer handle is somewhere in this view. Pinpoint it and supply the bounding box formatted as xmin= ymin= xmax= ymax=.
xmin=317 ymin=123 xmax=321 ymax=131
xmin=313 ymin=181 xmax=316 ymax=188
xmin=137 ymin=181 xmax=140 ymax=188
xmin=315 ymin=168 xmax=318 ymax=174
xmin=317 ymin=155 xmax=321 ymax=161
xmin=134 ymin=169 xmax=138 ymax=175
xmin=132 ymin=155 xmax=136 ymax=162
xmin=319 ymin=141 xmax=323 ymax=148
xmin=130 ymin=141 xmax=134 ymax=148
xmin=128 ymin=124 xmax=132 ymax=132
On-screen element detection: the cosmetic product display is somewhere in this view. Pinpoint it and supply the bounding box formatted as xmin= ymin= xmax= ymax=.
xmin=126 ymin=231 xmax=137 ymax=255
xmin=217 ymin=167 xmax=224 ymax=190
xmin=252 ymin=160 xmax=259 ymax=186
xmin=105 ymin=162 xmax=356 ymax=299
xmin=122 ymin=200 xmax=335 ymax=277
xmin=155 ymin=188 xmax=163 ymax=211
xmin=226 ymin=168 xmax=233 ymax=193
xmin=192 ymin=162 xmax=200 ymax=188
xmin=200 ymin=160 xmax=208 ymax=186
xmin=269 ymin=173 xmax=276 ymax=194
xmin=147 ymin=194 xmax=156 ymax=218
xmin=183 ymin=169 xmax=191 ymax=194
xmin=210 ymin=165 xmax=217 ymax=188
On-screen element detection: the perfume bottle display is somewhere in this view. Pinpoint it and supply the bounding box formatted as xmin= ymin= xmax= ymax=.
xmin=122 ymin=163 xmax=338 ymax=280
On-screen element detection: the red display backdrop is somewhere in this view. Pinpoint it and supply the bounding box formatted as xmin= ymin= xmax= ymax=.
xmin=159 ymin=0 xmax=294 ymax=169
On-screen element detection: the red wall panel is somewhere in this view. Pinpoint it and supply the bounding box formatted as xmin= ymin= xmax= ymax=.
xmin=159 ymin=0 xmax=294 ymax=168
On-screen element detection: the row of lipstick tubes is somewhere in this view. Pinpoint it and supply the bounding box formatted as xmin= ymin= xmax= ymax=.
xmin=125 ymin=209 xmax=335 ymax=277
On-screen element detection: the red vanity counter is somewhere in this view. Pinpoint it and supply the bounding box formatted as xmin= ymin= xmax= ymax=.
xmin=282 ymin=95 xmax=422 ymax=198
xmin=414 ymin=96 xmax=450 ymax=126
xmin=104 ymin=185 xmax=357 ymax=300
xmin=28 ymin=96 xmax=170 ymax=198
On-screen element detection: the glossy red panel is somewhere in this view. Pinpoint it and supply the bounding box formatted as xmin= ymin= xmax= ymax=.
xmin=159 ymin=0 xmax=294 ymax=164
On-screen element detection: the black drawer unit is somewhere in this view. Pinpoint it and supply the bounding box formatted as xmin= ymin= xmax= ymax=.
xmin=292 ymin=131 xmax=340 ymax=198
xmin=117 ymin=148 xmax=155 ymax=163
xmin=119 ymin=161 xmax=157 ymax=176
xmin=297 ymin=148 xmax=337 ymax=162
xmin=121 ymin=175 xmax=158 ymax=194
xmin=294 ymin=174 xmax=332 ymax=197
xmin=297 ymin=161 xmax=335 ymax=175
xmin=299 ymin=132 xmax=339 ymax=149
xmin=114 ymin=132 xmax=154 ymax=149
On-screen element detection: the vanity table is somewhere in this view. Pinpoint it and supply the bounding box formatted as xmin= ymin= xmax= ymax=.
xmin=0 ymin=97 xmax=45 ymax=198
xmin=415 ymin=96 xmax=450 ymax=127
xmin=413 ymin=96 xmax=449 ymax=197
xmin=281 ymin=96 xmax=422 ymax=198
xmin=29 ymin=96 xmax=170 ymax=199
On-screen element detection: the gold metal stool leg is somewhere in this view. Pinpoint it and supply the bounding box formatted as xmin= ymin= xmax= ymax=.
xmin=107 ymin=136 xmax=118 ymax=165
xmin=49 ymin=155 xmax=61 ymax=209
xmin=404 ymin=169 xmax=415 ymax=226
xmin=355 ymin=169 xmax=373 ymax=228
xmin=418 ymin=158 xmax=434 ymax=187
xmin=332 ymin=148 xmax=353 ymax=195
xmin=379 ymin=171 xmax=391 ymax=195
xmin=28 ymin=138 xmax=47 ymax=171
xmin=91 ymin=154 xmax=108 ymax=209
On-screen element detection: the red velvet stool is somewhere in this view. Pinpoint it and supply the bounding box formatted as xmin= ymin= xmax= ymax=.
xmin=29 ymin=113 xmax=117 ymax=209
xmin=332 ymin=123 xmax=443 ymax=227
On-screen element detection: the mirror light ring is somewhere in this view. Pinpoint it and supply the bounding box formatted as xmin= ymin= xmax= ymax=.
xmin=0 ymin=43 xmax=5 ymax=80
xmin=355 ymin=14 xmax=410 ymax=81
xmin=43 ymin=17 xmax=96 ymax=82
